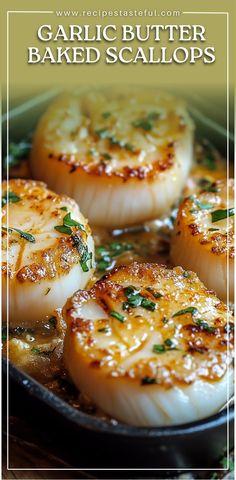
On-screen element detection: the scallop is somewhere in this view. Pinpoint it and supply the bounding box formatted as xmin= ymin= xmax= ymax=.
xmin=171 ymin=179 xmax=234 ymax=302
xmin=2 ymin=179 xmax=94 ymax=327
xmin=30 ymin=87 xmax=194 ymax=228
xmin=63 ymin=262 xmax=233 ymax=427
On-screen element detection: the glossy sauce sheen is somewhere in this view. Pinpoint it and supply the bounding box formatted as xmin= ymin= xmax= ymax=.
xmin=3 ymin=140 xmax=233 ymax=423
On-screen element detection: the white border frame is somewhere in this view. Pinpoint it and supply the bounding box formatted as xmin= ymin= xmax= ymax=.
xmin=5 ymin=9 xmax=231 ymax=474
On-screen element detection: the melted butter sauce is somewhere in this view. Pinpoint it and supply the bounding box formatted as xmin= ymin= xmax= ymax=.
xmin=2 ymin=140 xmax=230 ymax=420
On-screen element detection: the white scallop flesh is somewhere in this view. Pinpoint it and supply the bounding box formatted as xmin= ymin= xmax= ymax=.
xmin=171 ymin=178 xmax=234 ymax=302
xmin=2 ymin=179 xmax=94 ymax=327
xmin=63 ymin=262 xmax=234 ymax=427
xmin=30 ymin=87 xmax=194 ymax=228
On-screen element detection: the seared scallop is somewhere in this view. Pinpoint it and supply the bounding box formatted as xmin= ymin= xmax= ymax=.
xmin=63 ymin=262 xmax=233 ymax=426
xmin=171 ymin=179 xmax=234 ymax=302
xmin=2 ymin=179 xmax=94 ymax=327
xmin=30 ymin=87 xmax=194 ymax=228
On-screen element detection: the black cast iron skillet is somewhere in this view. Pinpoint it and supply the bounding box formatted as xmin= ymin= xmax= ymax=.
xmin=2 ymin=88 xmax=234 ymax=471
xmin=3 ymin=359 xmax=234 ymax=470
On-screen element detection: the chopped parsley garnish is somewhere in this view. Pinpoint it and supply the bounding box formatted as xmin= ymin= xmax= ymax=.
xmin=54 ymin=225 xmax=72 ymax=235
xmin=195 ymin=200 xmax=213 ymax=210
xmin=153 ymin=339 xmax=177 ymax=354
xmin=141 ymin=376 xmax=157 ymax=385
xmin=132 ymin=112 xmax=159 ymax=131
xmin=4 ymin=141 xmax=31 ymax=170
xmin=2 ymin=191 xmax=21 ymax=207
xmin=60 ymin=206 xmax=68 ymax=211
xmin=49 ymin=316 xmax=57 ymax=329
xmin=97 ymin=327 xmax=109 ymax=333
xmin=95 ymin=129 xmax=135 ymax=152
xmin=220 ymin=455 xmax=234 ymax=471
xmin=211 ymin=208 xmax=234 ymax=223
xmin=197 ymin=179 xmax=219 ymax=192
xmin=173 ymin=307 xmax=198 ymax=317
xmin=123 ymin=286 xmax=156 ymax=312
xmin=102 ymin=111 xmax=111 ymax=118
xmin=72 ymin=234 xmax=93 ymax=272
xmin=2 ymin=226 xmax=35 ymax=243
xmin=110 ymin=311 xmax=125 ymax=323
xmin=132 ymin=119 xmax=153 ymax=131
xmin=208 ymin=227 xmax=219 ymax=232
xmin=102 ymin=152 xmax=112 ymax=160
xmin=31 ymin=347 xmax=41 ymax=354
xmin=153 ymin=344 xmax=165 ymax=353
xmin=195 ymin=319 xmax=216 ymax=333
xmin=109 ymin=137 xmax=135 ymax=151
xmin=146 ymin=287 xmax=163 ymax=299
xmin=63 ymin=212 xmax=85 ymax=230
xmin=2 ymin=326 xmax=7 ymax=342
xmin=199 ymin=144 xmax=216 ymax=171
xmin=31 ymin=346 xmax=56 ymax=356
xmin=54 ymin=212 xmax=85 ymax=235
xmin=95 ymin=128 xmax=110 ymax=139
xmin=96 ymin=242 xmax=134 ymax=272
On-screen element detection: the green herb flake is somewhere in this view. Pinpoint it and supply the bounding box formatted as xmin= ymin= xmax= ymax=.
xmin=132 ymin=118 xmax=153 ymax=131
xmin=183 ymin=271 xmax=190 ymax=278
xmin=45 ymin=287 xmax=51 ymax=296
xmin=164 ymin=338 xmax=175 ymax=348
xmin=132 ymin=112 xmax=159 ymax=132
xmin=110 ymin=310 xmax=125 ymax=323
xmin=2 ymin=191 xmax=21 ymax=207
xmin=4 ymin=141 xmax=31 ymax=170
xmin=123 ymin=286 xmax=156 ymax=311
xmin=54 ymin=225 xmax=72 ymax=235
xmin=146 ymin=287 xmax=163 ymax=299
xmin=60 ymin=206 xmax=68 ymax=211
xmin=8 ymin=227 xmax=35 ymax=243
xmin=195 ymin=319 xmax=216 ymax=333
xmin=140 ymin=297 xmax=156 ymax=312
xmin=147 ymin=111 xmax=159 ymax=121
xmin=153 ymin=344 xmax=166 ymax=354
xmin=141 ymin=376 xmax=157 ymax=385
xmin=95 ymin=128 xmax=110 ymax=139
xmin=31 ymin=347 xmax=41 ymax=354
xmin=197 ymin=179 xmax=219 ymax=192
xmin=220 ymin=456 xmax=234 ymax=471
xmin=173 ymin=307 xmax=198 ymax=318
xmin=49 ymin=316 xmax=57 ymax=329
xmin=97 ymin=327 xmax=109 ymax=333
xmin=199 ymin=145 xmax=216 ymax=171
xmin=2 ymin=326 xmax=7 ymax=342
xmin=211 ymin=208 xmax=234 ymax=223
xmin=71 ymin=234 xmax=92 ymax=272
xmin=102 ymin=111 xmax=111 ymax=118
xmin=102 ymin=152 xmax=112 ymax=160
xmin=195 ymin=200 xmax=213 ymax=210
xmin=208 ymin=228 xmax=219 ymax=232
xmin=95 ymin=242 xmax=134 ymax=272
xmin=63 ymin=212 xmax=85 ymax=231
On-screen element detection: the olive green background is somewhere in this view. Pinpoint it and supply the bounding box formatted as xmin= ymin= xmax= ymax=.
xmin=0 ymin=0 xmax=235 ymax=111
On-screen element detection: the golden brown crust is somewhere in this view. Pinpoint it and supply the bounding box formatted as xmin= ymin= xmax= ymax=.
xmin=64 ymin=262 xmax=233 ymax=388
xmin=31 ymin=88 xmax=193 ymax=184
xmin=1 ymin=179 xmax=92 ymax=282
xmin=174 ymin=179 xmax=234 ymax=258
xmin=47 ymin=142 xmax=175 ymax=182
